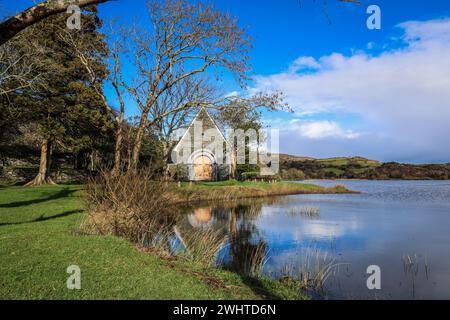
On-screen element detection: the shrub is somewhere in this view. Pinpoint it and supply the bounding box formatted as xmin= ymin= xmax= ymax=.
xmin=82 ymin=168 xmax=176 ymax=244
xmin=240 ymin=172 xmax=281 ymax=182
xmin=281 ymin=168 xmax=306 ymax=180
xmin=236 ymin=164 xmax=259 ymax=176
xmin=240 ymin=171 xmax=260 ymax=180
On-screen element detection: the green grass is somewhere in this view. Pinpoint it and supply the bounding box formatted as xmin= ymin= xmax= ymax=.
xmin=0 ymin=184 xmax=306 ymax=300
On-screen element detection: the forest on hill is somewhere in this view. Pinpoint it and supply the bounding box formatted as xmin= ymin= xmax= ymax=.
xmin=280 ymin=155 xmax=450 ymax=180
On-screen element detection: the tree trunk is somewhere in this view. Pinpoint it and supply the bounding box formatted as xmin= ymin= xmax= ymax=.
xmin=25 ymin=138 xmax=56 ymax=186
xmin=130 ymin=112 xmax=148 ymax=170
xmin=162 ymin=141 xmax=172 ymax=180
xmin=126 ymin=141 xmax=132 ymax=172
xmin=111 ymin=115 xmax=124 ymax=175
xmin=90 ymin=150 xmax=95 ymax=172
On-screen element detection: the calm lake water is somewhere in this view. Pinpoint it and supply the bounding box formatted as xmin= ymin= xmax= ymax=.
xmin=178 ymin=180 xmax=450 ymax=300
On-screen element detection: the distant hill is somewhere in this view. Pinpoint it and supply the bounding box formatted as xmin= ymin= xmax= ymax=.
xmin=279 ymin=154 xmax=450 ymax=180
xmin=278 ymin=154 xmax=315 ymax=162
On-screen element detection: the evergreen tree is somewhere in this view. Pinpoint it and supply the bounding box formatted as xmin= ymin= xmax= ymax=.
xmin=8 ymin=7 xmax=111 ymax=185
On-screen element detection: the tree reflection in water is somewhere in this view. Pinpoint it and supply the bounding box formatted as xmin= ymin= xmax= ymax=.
xmin=174 ymin=198 xmax=288 ymax=276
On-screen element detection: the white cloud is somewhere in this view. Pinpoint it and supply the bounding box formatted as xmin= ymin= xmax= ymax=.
xmin=254 ymin=18 xmax=450 ymax=162
xmin=288 ymin=56 xmax=321 ymax=73
xmin=399 ymin=18 xmax=450 ymax=43
xmin=224 ymin=90 xmax=240 ymax=98
xmin=290 ymin=120 xmax=360 ymax=140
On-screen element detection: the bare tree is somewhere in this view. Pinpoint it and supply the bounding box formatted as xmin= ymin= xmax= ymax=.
xmin=153 ymin=76 xmax=215 ymax=167
xmin=0 ymin=0 xmax=111 ymax=46
xmin=120 ymin=0 xmax=252 ymax=169
xmin=0 ymin=36 xmax=46 ymax=98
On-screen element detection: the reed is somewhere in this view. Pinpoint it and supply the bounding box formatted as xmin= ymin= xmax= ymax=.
xmin=279 ymin=248 xmax=347 ymax=295
xmin=224 ymin=240 xmax=269 ymax=277
xmin=402 ymin=253 xmax=431 ymax=298
xmin=288 ymin=206 xmax=320 ymax=218
xmin=176 ymin=228 xmax=228 ymax=267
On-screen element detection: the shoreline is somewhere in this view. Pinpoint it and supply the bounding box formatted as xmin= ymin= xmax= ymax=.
xmin=170 ymin=180 xmax=357 ymax=205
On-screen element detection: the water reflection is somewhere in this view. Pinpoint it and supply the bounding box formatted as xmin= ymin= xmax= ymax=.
xmin=145 ymin=180 xmax=450 ymax=299
xmin=175 ymin=200 xmax=271 ymax=276
xmin=225 ymin=203 xmax=268 ymax=276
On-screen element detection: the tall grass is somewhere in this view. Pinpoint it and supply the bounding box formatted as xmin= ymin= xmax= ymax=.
xmin=278 ymin=248 xmax=347 ymax=296
xmin=402 ymin=253 xmax=430 ymax=298
xmin=81 ymin=169 xmax=175 ymax=243
xmin=224 ymin=240 xmax=269 ymax=278
xmin=81 ymin=170 xmax=232 ymax=267
xmin=175 ymin=227 xmax=228 ymax=267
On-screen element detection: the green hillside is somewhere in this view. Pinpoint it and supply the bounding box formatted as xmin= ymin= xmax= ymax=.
xmin=316 ymin=156 xmax=381 ymax=167
xmin=279 ymin=155 xmax=450 ymax=180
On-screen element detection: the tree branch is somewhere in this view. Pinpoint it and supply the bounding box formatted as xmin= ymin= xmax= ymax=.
xmin=0 ymin=0 xmax=111 ymax=46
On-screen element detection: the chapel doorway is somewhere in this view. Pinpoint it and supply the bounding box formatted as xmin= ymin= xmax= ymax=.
xmin=194 ymin=155 xmax=213 ymax=181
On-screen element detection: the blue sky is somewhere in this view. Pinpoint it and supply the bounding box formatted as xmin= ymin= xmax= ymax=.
xmin=2 ymin=0 xmax=450 ymax=163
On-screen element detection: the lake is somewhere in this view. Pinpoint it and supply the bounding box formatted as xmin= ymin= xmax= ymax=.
xmin=177 ymin=180 xmax=450 ymax=300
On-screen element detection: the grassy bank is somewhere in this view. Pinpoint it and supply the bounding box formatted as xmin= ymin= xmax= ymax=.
xmin=172 ymin=180 xmax=354 ymax=204
xmin=0 ymin=184 xmax=306 ymax=300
